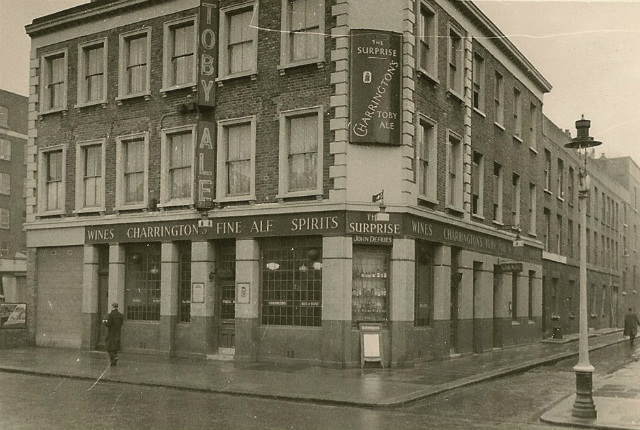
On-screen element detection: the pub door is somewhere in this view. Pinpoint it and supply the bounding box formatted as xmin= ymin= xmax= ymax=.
xmin=96 ymin=245 xmax=109 ymax=350
xmin=216 ymin=241 xmax=236 ymax=351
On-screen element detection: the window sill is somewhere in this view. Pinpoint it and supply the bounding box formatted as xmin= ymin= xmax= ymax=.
xmin=544 ymin=189 xmax=553 ymax=196
xmin=513 ymin=135 xmax=523 ymax=143
xmin=39 ymin=107 xmax=68 ymax=118
xmin=277 ymin=59 xmax=324 ymax=75
xmin=417 ymin=195 xmax=438 ymax=205
xmin=216 ymin=72 xmax=257 ymax=86
xmin=492 ymin=220 xmax=504 ymax=227
xmin=114 ymin=203 xmax=147 ymax=212
xmin=528 ymin=320 xmax=536 ymax=325
xmin=116 ymin=92 xmax=151 ymax=105
xmin=471 ymin=213 xmax=485 ymax=221
xmin=74 ymin=101 xmax=107 ymax=110
xmin=73 ymin=207 xmax=106 ymax=215
xmin=511 ymin=320 xmax=520 ymax=326
xmin=417 ymin=68 xmax=439 ymax=85
xmin=276 ymin=190 xmax=323 ymax=201
xmin=446 ymin=204 xmax=465 ymax=216
xmin=529 ymin=146 xmax=538 ymax=155
xmin=528 ymin=232 xmax=536 ymax=237
xmin=494 ymin=122 xmax=505 ymax=131
xmin=217 ymin=195 xmax=256 ymax=204
xmin=557 ymin=196 xmax=565 ymax=202
xmin=158 ymin=199 xmax=194 ymax=209
xmin=446 ymin=90 xmax=464 ymax=103
xmin=36 ymin=209 xmax=65 ymax=217
xmin=160 ymin=83 xmax=197 ymax=96
xmin=473 ymin=107 xmax=486 ymax=118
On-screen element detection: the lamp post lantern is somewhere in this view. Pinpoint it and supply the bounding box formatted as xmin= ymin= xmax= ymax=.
xmin=564 ymin=116 xmax=602 ymax=419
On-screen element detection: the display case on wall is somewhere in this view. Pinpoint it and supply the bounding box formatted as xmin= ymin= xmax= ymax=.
xmin=352 ymin=247 xmax=390 ymax=325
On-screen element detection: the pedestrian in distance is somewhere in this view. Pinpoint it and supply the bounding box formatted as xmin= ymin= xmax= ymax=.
xmin=103 ymin=302 xmax=124 ymax=366
xmin=623 ymin=307 xmax=640 ymax=348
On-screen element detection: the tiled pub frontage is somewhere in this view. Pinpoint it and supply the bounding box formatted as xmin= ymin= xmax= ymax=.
xmin=31 ymin=207 xmax=542 ymax=368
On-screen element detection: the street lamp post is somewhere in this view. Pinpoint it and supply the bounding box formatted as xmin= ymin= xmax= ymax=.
xmin=564 ymin=116 xmax=601 ymax=419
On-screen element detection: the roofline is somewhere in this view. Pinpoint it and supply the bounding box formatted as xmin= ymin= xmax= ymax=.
xmin=25 ymin=0 xmax=167 ymax=37
xmin=456 ymin=0 xmax=553 ymax=93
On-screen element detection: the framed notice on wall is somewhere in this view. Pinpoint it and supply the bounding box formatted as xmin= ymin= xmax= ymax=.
xmin=191 ymin=283 xmax=205 ymax=304
xmin=359 ymin=323 xmax=385 ymax=369
xmin=349 ymin=29 xmax=402 ymax=146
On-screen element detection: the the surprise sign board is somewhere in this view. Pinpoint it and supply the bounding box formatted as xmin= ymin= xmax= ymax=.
xmin=349 ymin=29 xmax=402 ymax=146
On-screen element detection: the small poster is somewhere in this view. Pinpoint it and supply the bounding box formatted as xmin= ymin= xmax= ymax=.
xmin=0 ymin=303 xmax=26 ymax=329
xmin=237 ymin=283 xmax=250 ymax=304
xmin=192 ymin=282 xmax=205 ymax=304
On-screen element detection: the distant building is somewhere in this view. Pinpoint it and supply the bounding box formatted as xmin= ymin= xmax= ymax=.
xmin=0 ymin=89 xmax=27 ymax=304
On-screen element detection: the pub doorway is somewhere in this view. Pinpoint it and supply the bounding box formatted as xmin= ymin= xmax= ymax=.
xmin=216 ymin=240 xmax=236 ymax=352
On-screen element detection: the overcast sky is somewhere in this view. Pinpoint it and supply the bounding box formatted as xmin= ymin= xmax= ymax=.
xmin=2 ymin=0 xmax=639 ymax=163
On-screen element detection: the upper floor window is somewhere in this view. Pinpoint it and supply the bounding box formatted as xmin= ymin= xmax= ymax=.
xmin=417 ymin=1 xmax=437 ymax=79
xmin=543 ymin=208 xmax=551 ymax=251
xmin=0 ymin=106 xmax=7 ymax=128
xmin=217 ymin=117 xmax=256 ymax=202
xmin=38 ymin=146 xmax=66 ymax=214
xmin=75 ymin=140 xmax=105 ymax=212
xmin=418 ymin=116 xmax=437 ymax=202
xmin=512 ymin=173 xmax=521 ymax=228
xmin=0 ymin=173 xmax=9 ymax=195
xmin=529 ymin=183 xmax=537 ymax=235
xmin=0 ymin=208 xmax=8 ymax=229
xmin=447 ymin=27 xmax=463 ymax=97
xmin=0 ymin=139 xmax=10 ymax=161
xmin=557 ymin=158 xmax=564 ymax=198
xmin=118 ymin=29 xmax=151 ymax=99
xmin=219 ymin=3 xmax=258 ymax=80
xmin=116 ymin=133 xmax=149 ymax=210
xmin=280 ymin=0 xmax=324 ymax=67
xmin=556 ymin=215 xmax=563 ymax=254
xmin=494 ymin=72 xmax=504 ymax=126
xmin=77 ymin=39 xmax=107 ymax=106
xmin=493 ymin=162 xmax=503 ymax=223
xmin=529 ymin=103 xmax=537 ymax=150
xmin=446 ymin=131 xmax=463 ymax=210
xmin=513 ymin=88 xmax=522 ymax=139
xmin=473 ymin=54 xmax=485 ymax=112
xmin=279 ymin=107 xmax=323 ymax=197
xmin=472 ymin=151 xmax=484 ymax=217
xmin=568 ymin=166 xmax=575 ymax=205
xmin=0 ymin=241 xmax=7 ymax=258
xmin=40 ymin=49 xmax=68 ymax=113
xmin=163 ymin=18 xmax=197 ymax=90
xmin=544 ymin=149 xmax=551 ymax=191
xmin=161 ymin=126 xmax=195 ymax=206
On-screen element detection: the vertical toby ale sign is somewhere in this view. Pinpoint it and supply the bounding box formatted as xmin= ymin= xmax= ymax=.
xmin=198 ymin=0 xmax=218 ymax=107
xmin=349 ymin=29 xmax=402 ymax=145
xmin=195 ymin=121 xmax=215 ymax=209
xmin=195 ymin=1 xmax=218 ymax=209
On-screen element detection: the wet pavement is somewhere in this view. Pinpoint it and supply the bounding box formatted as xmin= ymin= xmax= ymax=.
xmin=0 ymin=328 xmax=627 ymax=411
xmin=541 ymin=346 xmax=640 ymax=430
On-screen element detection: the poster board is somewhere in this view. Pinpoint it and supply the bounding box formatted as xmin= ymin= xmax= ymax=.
xmin=359 ymin=323 xmax=384 ymax=369
xmin=0 ymin=303 xmax=26 ymax=329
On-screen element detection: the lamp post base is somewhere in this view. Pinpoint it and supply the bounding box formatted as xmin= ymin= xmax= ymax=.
xmin=572 ymin=370 xmax=597 ymax=419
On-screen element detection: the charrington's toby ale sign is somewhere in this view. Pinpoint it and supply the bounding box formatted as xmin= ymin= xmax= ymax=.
xmin=349 ymin=29 xmax=402 ymax=146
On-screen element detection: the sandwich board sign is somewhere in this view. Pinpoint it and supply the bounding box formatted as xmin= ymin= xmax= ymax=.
xmin=359 ymin=323 xmax=385 ymax=369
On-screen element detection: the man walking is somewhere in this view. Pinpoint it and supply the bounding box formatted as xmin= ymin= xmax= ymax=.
xmin=104 ymin=303 xmax=124 ymax=366
xmin=624 ymin=307 xmax=640 ymax=348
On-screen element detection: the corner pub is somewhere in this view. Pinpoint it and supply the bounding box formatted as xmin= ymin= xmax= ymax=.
xmin=25 ymin=0 xmax=551 ymax=368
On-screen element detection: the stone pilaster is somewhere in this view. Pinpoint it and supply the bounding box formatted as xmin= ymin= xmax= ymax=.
xmin=190 ymin=241 xmax=216 ymax=355
xmin=108 ymin=244 xmax=125 ymax=310
xmin=235 ymin=239 xmax=260 ymax=362
xmin=390 ymin=237 xmax=415 ymax=367
xmin=160 ymin=242 xmax=179 ymax=355
xmin=81 ymin=245 xmax=100 ymax=350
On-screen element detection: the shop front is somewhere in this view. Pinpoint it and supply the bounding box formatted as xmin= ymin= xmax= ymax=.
xmin=76 ymin=210 xmax=542 ymax=366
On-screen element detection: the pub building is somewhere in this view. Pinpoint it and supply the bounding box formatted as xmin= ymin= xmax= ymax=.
xmin=24 ymin=0 xmax=554 ymax=368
